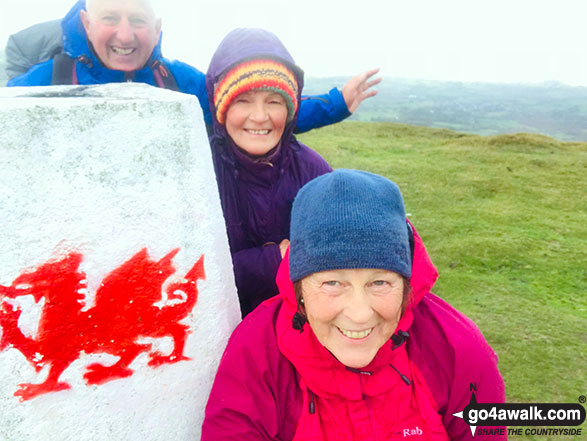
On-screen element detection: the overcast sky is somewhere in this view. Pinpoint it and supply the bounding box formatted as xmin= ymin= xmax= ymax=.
xmin=1 ymin=0 xmax=586 ymax=86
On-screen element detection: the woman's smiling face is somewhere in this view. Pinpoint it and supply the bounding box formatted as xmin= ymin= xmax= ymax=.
xmin=301 ymin=268 xmax=405 ymax=369
xmin=225 ymin=90 xmax=288 ymax=156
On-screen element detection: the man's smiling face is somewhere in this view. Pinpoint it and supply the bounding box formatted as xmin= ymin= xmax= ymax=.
xmin=81 ymin=0 xmax=161 ymax=72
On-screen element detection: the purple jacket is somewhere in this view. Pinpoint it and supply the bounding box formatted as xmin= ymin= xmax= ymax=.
xmin=205 ymin=29 xmax=333 ymax=316
xmin=202 ymin=226 xmax=506 ymax=440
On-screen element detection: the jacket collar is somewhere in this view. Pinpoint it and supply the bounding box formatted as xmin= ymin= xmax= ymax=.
xmin=211 ymin=126 xmax=298 ymax=186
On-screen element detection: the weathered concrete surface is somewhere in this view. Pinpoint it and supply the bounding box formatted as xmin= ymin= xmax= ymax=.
xmin=0 ymin=84 xmax=240 ymax=441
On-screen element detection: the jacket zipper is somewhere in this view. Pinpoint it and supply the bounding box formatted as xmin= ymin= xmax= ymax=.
xmin=300 ymin=96 xmax=330 ymax=104
xmin=358 ymin=371 xmax=378 ymax=441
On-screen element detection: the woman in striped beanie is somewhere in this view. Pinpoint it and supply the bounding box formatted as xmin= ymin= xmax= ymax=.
xmin=205 ymin=28 xmax=335 ymax=316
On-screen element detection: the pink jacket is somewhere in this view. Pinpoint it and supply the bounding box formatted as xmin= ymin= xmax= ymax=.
xmin=202 ymin=226 xmax=506 ymax=440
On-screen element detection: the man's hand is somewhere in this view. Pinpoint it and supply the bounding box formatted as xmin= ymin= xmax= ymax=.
xmin=342 ymin=68 xmax=382 ymax=113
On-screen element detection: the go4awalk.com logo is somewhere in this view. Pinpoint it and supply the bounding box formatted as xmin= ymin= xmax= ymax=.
xmin=452 ymin=384 xmax=586 ymax=438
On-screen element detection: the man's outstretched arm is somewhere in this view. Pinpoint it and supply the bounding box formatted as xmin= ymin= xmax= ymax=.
xmin=295 ymin=68 xmax=381 ymax=133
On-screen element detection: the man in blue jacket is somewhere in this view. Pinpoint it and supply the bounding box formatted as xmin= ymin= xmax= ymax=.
xmin=7 ymin=0 xmax=380 ymax=133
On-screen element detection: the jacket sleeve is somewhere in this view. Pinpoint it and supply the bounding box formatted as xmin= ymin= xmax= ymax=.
xmin=168 ymin=60 xmax=211 ymax=125
xmin=442 ymin=322 xmax=507 ymax=440
xmin=7 ymin=60 xmax=54 ymax=87
xmin=294 ymin=87 xmax=351 ymax=134
xmin=411 ymin=293 xmax=507 ymax=441
xmin=201 ymin=303 xmax=300 ymax=440
xmin=231 ymin=243 xmax=282 ymax=315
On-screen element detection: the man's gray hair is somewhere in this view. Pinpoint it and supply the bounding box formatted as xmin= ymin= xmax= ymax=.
xmin=85 ymin=0 xmax=160 ymax=18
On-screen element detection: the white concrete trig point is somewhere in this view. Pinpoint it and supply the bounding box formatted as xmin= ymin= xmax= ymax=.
xmin=0 ymin=84 xmax=240 ymax=441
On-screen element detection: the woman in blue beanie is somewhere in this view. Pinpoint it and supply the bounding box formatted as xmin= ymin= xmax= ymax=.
xmin=202 ymin=169 xmax=506 ymax=441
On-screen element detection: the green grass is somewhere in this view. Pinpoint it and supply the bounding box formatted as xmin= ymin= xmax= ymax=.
xmin=299 ymin=122 xmax=587 ymax=440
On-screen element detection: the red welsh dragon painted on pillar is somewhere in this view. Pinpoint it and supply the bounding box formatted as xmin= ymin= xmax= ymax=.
xmin=0 ymin=248 xmax=205 ymax=401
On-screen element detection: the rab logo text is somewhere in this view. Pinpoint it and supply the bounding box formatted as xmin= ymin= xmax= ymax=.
xmin=403 ymin=427 xmax=423 ymax=437
xmin=0 ymin=248 xmax=205 ymax=401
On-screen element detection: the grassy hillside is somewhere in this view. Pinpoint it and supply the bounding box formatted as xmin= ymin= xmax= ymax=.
xmin=299 ymin=122 xmax=587 ymax=440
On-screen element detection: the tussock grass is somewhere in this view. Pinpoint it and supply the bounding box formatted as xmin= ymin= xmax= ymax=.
xmin=299 ymin=122 xmax=586 ymax=440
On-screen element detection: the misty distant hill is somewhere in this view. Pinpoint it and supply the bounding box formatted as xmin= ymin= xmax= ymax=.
xmin=304 ymin=77 xmax=587 ymax=142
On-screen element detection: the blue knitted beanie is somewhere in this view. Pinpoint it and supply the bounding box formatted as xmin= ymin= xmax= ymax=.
xmin=289 ymin=169 xmax=412 ymax=282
